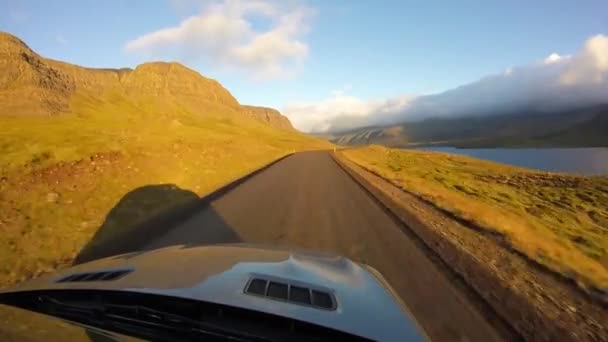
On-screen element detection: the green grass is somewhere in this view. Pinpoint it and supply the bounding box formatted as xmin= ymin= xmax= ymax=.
xmin=0 ymin=91 xmax=331 ymax=287
xmin=341 ymin=145 xmax=608 ymax=289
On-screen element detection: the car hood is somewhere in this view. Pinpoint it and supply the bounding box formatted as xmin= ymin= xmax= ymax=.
xmin=1 ymin=244 xmax=425 ymax=341
xmin=0 ymin=303 xmax=143 ymax=341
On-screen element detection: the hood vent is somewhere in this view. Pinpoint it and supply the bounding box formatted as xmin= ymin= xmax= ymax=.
xmin=56 ymin=270 xmax=132 ymax=283
xmin=245 ymin=277 xmax=336 ymax=310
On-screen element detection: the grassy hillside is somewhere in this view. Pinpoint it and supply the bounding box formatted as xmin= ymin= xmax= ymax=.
xmin=0 ymin=32 xmax=332 ymax=287
xmin=333 ymin=105 xmax=608 ymax=148
xmin=341 ymin=146 xmax=608 ymax=289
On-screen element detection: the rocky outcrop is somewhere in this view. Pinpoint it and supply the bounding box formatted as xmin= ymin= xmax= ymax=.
xmin=0 ymin=32 xmax=75 ymax=115
xmin=241 ymin=105 xmax=294 ymax=131
xmin=121 ymin=62 xmax=240 ymax=109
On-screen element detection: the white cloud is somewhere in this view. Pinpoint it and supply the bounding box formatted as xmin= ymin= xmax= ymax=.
xmin=283 ymin=91 xmax=413 ymax=132
xmin=285 ymin=34 xmax=608 ymax=133
xmin=124 ymin=0 xmax=313 ymax=80
xmin=560 ymin=34 xmax=608 ymax=85
xmin=544 ymin=52 xmax=567 ymax=64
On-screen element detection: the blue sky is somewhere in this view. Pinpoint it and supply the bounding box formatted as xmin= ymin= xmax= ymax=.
xmin=1 ymin=0 xmax=607 ymax=131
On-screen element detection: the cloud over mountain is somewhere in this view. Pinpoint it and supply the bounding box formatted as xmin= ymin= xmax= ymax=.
xmin=285 ymin=34 xmax=608 ymax=133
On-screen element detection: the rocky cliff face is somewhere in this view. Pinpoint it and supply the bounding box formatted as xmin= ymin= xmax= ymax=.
xmin=241 ymin=105 xmax=294 ymax=130
xmin=0 ymin=31 xmax=294 ymax=130
xmin=119 ymin=62 xmax=240 ymax=109
xmin=0 ymin=32 xmax=76 ymax=115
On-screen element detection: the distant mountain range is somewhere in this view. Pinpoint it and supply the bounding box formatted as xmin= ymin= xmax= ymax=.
xmin=0 ymin=31 xmax=293 ymax=130
xmin=332 ymin=104 xmax=608 ymax=148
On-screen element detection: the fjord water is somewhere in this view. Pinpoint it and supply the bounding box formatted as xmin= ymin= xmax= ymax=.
xmin=417 ymin=147 xmax=608 ymax=175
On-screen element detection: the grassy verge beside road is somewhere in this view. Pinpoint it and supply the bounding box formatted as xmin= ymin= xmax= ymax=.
xmin=340 ymin=145 xmax=608 ymax=290
xmin=0 ymin=102 xmax=331 ymax=288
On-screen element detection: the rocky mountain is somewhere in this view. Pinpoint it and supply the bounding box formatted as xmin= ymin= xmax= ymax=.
xmin=241 ymin=105 xmax=294 ymax=130
xmin=0 ymin=31 xmax=293 ymax=130
xmin=333 ymin=105 xmax=608 ymax=148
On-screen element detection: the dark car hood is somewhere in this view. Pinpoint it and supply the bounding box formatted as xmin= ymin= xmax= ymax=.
xmin=0 ymin=244 xmax=425 ymax=341
xmin=0 ymin=303 xmax=142 ymax=341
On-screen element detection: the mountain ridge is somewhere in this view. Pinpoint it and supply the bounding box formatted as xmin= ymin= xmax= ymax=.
xmin=332 ymin=104 xmax=608 ymax=148
xmin=0 ymin=31 xmax=293 ymax=130
xmin=241 ymin=105 xmax=294 ymax=130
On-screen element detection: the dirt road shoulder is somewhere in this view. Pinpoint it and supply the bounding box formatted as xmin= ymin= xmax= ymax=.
xmin=333 ymin=152 xmax=607 ymax=342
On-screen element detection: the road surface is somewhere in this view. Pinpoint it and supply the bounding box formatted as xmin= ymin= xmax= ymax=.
xmin=144 ymin=151 xmax=509 ymax=341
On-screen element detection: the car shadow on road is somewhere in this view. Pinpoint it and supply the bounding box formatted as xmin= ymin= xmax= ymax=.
xmin=73 ymin=184 xmax=241 ymax=265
